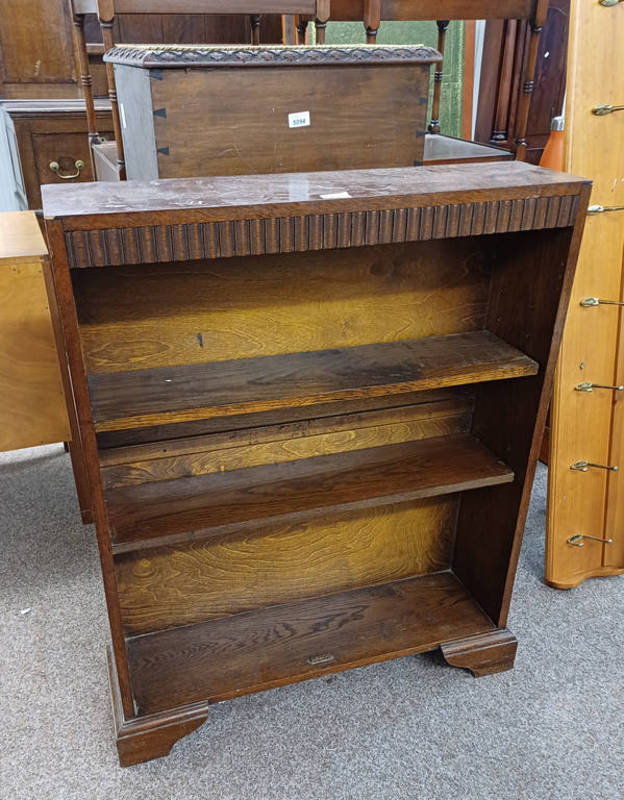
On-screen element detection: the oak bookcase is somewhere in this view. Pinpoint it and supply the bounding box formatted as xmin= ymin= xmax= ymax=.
xmin=43 ymin=161 xmax=589 ymax=766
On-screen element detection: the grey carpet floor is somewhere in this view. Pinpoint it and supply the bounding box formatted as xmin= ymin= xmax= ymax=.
xmin=1 ymin=444 xmax=622 ymax=800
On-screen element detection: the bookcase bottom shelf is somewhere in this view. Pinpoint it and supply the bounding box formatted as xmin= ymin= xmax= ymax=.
xmin=126 ymin=571 xmax=499 ymax=716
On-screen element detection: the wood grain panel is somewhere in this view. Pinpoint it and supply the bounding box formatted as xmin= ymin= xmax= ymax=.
xmin=63 ymin=194 xmax=580 ymax=269
xmin=106 ymin=433 xmax=514 ymax=548
xmin=0 ymin=212 xmax=69 ymax=451
xmin=74 ymin=239 xmax=490 ymax=373
xmin=116 ymin=497 xmax=458 ymax=635
xmin=100 ymin=397 xmax=472 ymax=489
xmin=95 ymin=387 xmax=472 ymax=449
xmin=126 ymin=571 xmax=495 ymax=714
xmin=0 ymin=258 xmax=70 ymax=450
xmin=149 ymin=64 xmax=429 ymax=179
xmin=87 ymin=331 xmax=538 ymax=433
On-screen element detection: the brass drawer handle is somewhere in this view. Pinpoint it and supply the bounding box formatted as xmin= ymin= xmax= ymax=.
xmin=49 ymin=159 xmax=85 ymax=179
xmin=587 ymin=204 xmax=624 ymax=214
xmin=592 ymin=104 xmax=624 ymax=116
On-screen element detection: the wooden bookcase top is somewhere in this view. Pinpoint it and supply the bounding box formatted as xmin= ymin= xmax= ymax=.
xmin=43 ymin=162 xmax=589 ymax=226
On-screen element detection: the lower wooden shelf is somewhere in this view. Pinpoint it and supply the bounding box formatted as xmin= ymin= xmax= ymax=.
xmin=126 ymin=570 xmax=496 ymax=715
xmin=107 ymin=432 xmax=514 ymax=549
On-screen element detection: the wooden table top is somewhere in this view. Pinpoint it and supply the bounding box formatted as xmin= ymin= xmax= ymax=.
xmin=0 ymin=211 xmax=47 ymax=264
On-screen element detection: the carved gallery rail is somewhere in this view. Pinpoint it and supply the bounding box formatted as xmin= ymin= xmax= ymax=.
xmin=43 ymin=161 xmax=590 ymax=766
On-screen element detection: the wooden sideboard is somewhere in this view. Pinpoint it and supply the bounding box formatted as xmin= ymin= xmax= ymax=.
xmin=43 ymin=161 xmax=589 ymax=766
xmin=2 ymin=99 xmax=114 ymax=209
xmin=0 ymin=211 xmax=70 ymax=451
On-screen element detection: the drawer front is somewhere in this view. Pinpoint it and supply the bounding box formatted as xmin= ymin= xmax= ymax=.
xmin=33 ymin=132 xmax=96 ymax=187
xmin=29 ymin=129 xmax=114 ymax=206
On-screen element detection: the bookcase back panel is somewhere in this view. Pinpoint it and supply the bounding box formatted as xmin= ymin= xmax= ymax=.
xmin=100 ymin=395 xmax=473 ymax=490
xmin=95 ymin=387 xmax=471 ymax=449
xmin=116 ymin=496 xmax=458 ymax=636
xmin=74 ymin=239 xmax=491 ymax=375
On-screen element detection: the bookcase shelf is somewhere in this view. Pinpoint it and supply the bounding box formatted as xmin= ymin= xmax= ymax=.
xmin=126 ymin=571 xmax=495 ymax=715
xmin=107 ymin=432 xmax=514 ymax=550
xmin=89 ymin=330 xmax=538 ymax=433
xmin=42 ymin=161 xmax=589 ymax=766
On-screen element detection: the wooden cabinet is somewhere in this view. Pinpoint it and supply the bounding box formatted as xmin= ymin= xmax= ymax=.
xmin=545 ymin=0 xmax=624 ymax=588
xmin=0 ymin=212 xmax=70 ymax=451
xmin=2 ymin=100 xmax=114 ymax=209
xmin=43 ymin=160 xmax=588 ymax=766
xmin=106 ymin=44 xmax=438 ymax=181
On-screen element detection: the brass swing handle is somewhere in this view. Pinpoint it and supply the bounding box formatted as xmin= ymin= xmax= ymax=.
xmin=49 ymin=159 xmax=85 ymax=180
xmin=588 ymin=205 xmax=624 ymax=214
xmin=567 ymin=533 xmax=614 ymax=548
xmin=593 ymin=104 xmax=624 ymax=116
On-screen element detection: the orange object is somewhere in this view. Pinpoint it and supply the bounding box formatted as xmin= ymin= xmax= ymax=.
xmin=540 ymin=115 xmax=565 ymax=171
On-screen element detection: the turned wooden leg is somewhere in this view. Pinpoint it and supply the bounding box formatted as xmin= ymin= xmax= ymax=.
xmin=440 ymin=628 xmax=517 ymax=677
xmin=107 ymin=648 xmax=209 ymax=767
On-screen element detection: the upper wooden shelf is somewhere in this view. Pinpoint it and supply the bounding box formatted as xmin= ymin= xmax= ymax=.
xmin=88 ymin=330 xmax=538 ymax=433
xmin=107 ymin=431 xmax=514 ymax=549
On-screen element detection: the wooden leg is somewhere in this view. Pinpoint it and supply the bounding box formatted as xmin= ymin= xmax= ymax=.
xmin=107 ymin=648 xmax=209 ymax=767
xmin=440 ymin=628 xmax=517 ymax=677
xmin=67 ymin=438 xmax=93 ymax=524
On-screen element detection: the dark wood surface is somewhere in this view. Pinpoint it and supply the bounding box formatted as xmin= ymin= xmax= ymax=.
xmin=95 ymin=388 xmax=474 ymax=449
xmin=126 ymin=571 xmax=496 ymax=714
xmin=115 ymin=496 xmax=460 ymax=634
xmin=88 ymin=331 xmax=538 ymax=432
xmin=103 ymin=44 xmax=437 ymax=181
xmin=99 ymin=396 xmax=474 ymax=487
xmin=0 ymin=0 xmax=78 ymax=98
xmin=43 ymin=162 xmax=589 ymax=765
xmin=106 ymin=432 xmax=514 ymax=547
xmin=328 ymin=0 xmax=537 ymax=21
xmin=42 ymin=162 xmax=588 ymax=224
xmin=105 ymin=434 xmax=513 ymax=552
xmin=440 ymin=628 xmax=518 ymax=677
xmin=475 ymin=1 xmax=569 ymax=164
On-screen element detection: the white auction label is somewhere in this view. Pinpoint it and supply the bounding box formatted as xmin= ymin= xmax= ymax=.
xmin=288 ymin=110 xmax=311 ymax=129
